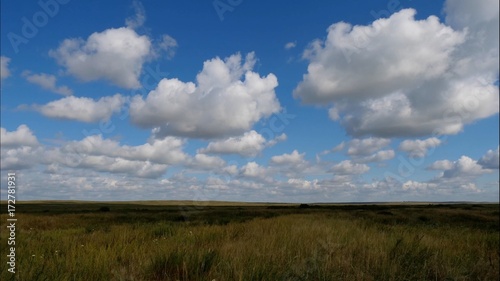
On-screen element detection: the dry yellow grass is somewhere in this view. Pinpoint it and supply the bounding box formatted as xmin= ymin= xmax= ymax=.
xmin=1 ymin=203 xmax=498 ymax=280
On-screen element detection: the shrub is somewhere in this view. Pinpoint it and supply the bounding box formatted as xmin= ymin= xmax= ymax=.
xmin=99 ymin=206 xmax=111 ymax=212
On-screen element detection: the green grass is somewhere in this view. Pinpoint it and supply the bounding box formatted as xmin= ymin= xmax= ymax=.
xmin=1 ymin=202 xmax=498 ymax=280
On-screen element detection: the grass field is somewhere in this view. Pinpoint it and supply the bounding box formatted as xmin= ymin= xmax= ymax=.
xmin=1 ymin=202 xmax=498 ymax=280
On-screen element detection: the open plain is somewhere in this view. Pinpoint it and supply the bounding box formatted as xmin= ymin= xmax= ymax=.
xmin=1 ymin=201 xmax=498 ymax=280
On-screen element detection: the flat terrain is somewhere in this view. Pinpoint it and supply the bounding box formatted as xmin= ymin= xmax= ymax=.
xmin=1 ymin=202 xmax=498 ymax=280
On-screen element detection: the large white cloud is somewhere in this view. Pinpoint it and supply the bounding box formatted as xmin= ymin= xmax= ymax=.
xmin=443 ymin=156 xmax=490 ymax=178
xmin=294 ymin=3 xmax=499 ymax=137
xmin=445 ymin=0 xmax=499 ymax=28
xmin=36 ymin=94 xmax=126 ymax=122
xmin=445 ymin=0 xmax=499 ymax=69
xmin=23 ymin=71 xmax=73 ymax=96
xmin=130 ymin=52 xmax=281 ymax=138
xmin=1 ymin=56 xmax=10 ymax=80
xmin=49 ymin=27 xmax=152 ymax=89
xmin=296 ymin=9 xmax=464 ymax=103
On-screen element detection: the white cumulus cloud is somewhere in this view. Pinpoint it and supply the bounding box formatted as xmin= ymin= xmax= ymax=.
xmin=331 ymin=160 xmax=370 ymax=175
xmin=0 ymin=125 xmax=39 ymax=147
xmin=0 ymin=130 xmax=182 ymax=178
xmin=270 ymin=150 xmax=306 ymax=166
xmin=347 ymin=137 xmax=390 ymax=156
xmin=294 ymin=4 xmax=499 ymax=137
xmin=62 ymin=134 xmax=187 ymax=165
xmin=50 ymin=27 xmax=152 ymax=89
xmin=402 ymin=180 xmax=437 ymax=191
xmin=188 ymin=153 xmax=226 ymax=170
xmin=435 ymin=156 xmax=492 ymax=178
xmin=1 ymin=146 xmax=42 ymax=170
xmin=36 ymin=94 xmax=126 ymax=122
xmin=287 ymin=178 xmax=319 ymax=190
xmin=478 ymin=146 xmax=499 ymax=169
xmin=428 ymin=159 xmax=454 ymax=170
xmin=78 ymin=156 xmax=167 ymax=178
xmin=399 ymin=137 xmax=442 ymax=157
xmin=199 ymin=130 xmax=285 ymax=157
xmin=130 ymin=52 xmax=280 ymax=138
xmin=240 ymin=161 xmax=270 ymax=181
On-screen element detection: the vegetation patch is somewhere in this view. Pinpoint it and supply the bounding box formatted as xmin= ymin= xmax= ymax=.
xmin=1 ymin=202 xmax=498 ymax=280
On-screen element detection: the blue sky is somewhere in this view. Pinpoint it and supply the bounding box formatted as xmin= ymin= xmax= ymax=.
xmin=1 ymin=0 xmax=498 ymax=202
